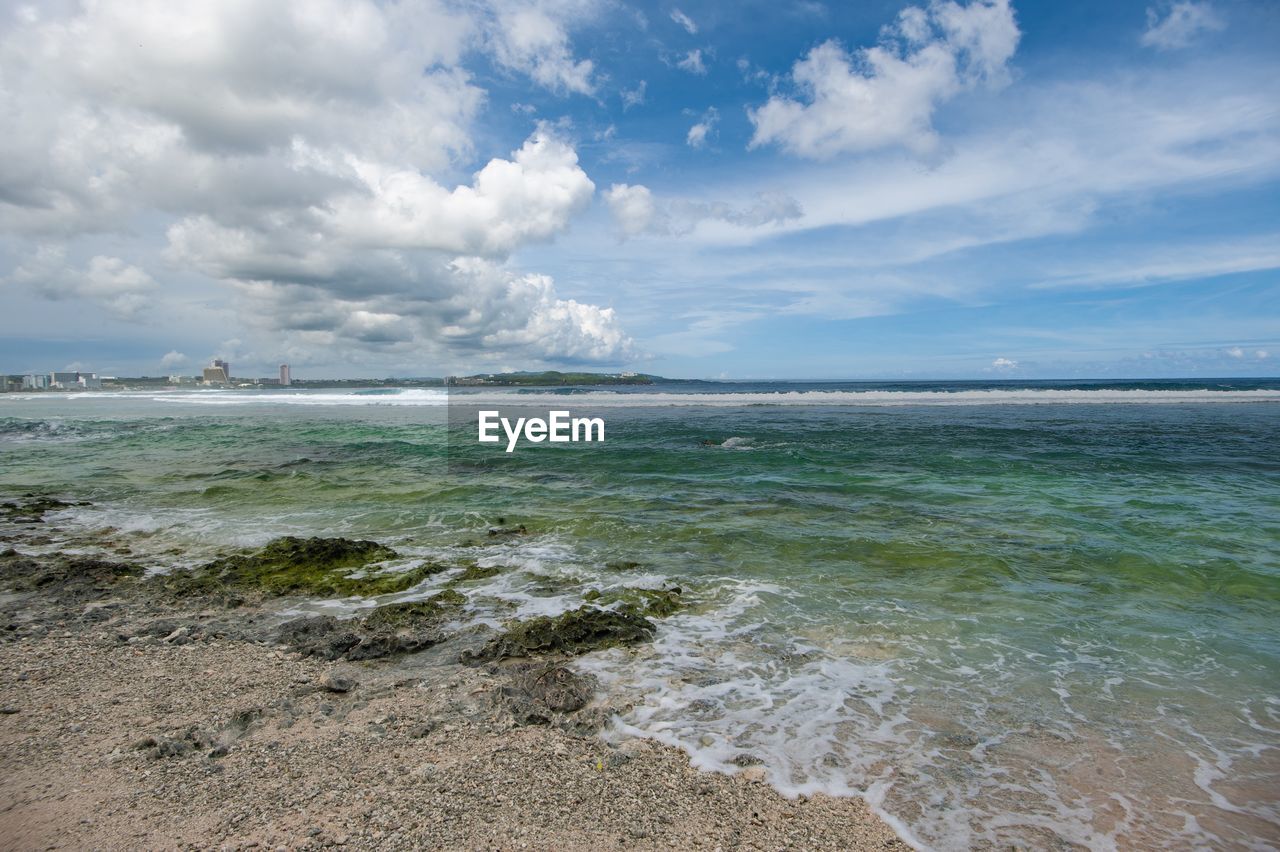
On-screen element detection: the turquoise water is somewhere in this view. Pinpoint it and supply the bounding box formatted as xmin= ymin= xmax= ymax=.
xmin=2 ymin=383 xmax=1278 ymax=849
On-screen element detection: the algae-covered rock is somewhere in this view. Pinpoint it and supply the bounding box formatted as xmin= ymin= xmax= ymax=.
xmin=449 ymin=564 xmax=501 ymax=584
xmin=274 ymin=590 xmax=466 ymax=661
xmin=581 ymin=586 xmax=685 ymax=618
xmin=604 ymin=560 xmax=643 ymax=572
xmin=158 ymin=536 xmax=446 ymax=600
xmin=626 ymin=586 xmax=684 ymax=618
xmin=0 ymin=495 xmax=86 ymax=524
xmin=466 ymin=606 xmax=655 ymax=662
xmin=361 ymin=590 xmax=466 ymax=631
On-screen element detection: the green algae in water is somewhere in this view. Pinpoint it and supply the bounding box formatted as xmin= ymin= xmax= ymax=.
xmin=362 ymin=589 xmax=467 ymax=630
xmin=159 ymin=536 xmax=447 ymax=599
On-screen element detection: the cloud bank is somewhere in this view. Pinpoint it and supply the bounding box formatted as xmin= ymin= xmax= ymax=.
xmin=0 ymin=0 xmax=632 ymax=368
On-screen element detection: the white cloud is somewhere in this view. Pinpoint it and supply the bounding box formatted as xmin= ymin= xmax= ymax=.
xmin=991 ymin=357 xmax=1018 ymax=369
xmin=670 ymin=9 xmax=698 ymax=35
xmin=305 ymin=130 xmax=598 ymax=258
xmin=487 ymin=0 xmax=598 ymax=95
xmin=728 ymin=70 xmax=1280 ymax=249
xmin=1226 ymin=346 xmax=1244 ymax=358
xmin=0 ymin=0 xmax=631 ymax=366
xmin=1257 ymin=350 xmax=1270 ymax=360
xmin=604 ymin=183 xmax=801 ymax=238
xmin=622 ymin=80 xmax=647 ymax=110
xmin=1031 ymin=234 xmax=1280 ymax=290
xmin=677 ymin=49 xmax=707 ymax=75
xmin=686 ymin=107 xmax=720 ymax=148
xmin=1141 ymin=2 xmax=1225 ymax=50
xmin=749 ymin=0 xmax=1020 ymax=158
xmin=604 ymin=184 xmax=659 ymax=237
xmin=8 ymin=248 xmax=158 ymax=320
xmin=160 ymin=350 xmax=188 ymax=368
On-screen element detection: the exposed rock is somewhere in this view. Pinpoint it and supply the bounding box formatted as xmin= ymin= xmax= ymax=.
xmin=465 ymin=606 xmax=655 ymax=662
xmin=487 ymin=525 xmax=528 ymax=537
xmin=274 ymin=616 xmax=360 ymax=661
xmin=134 ymin=709 xmax=261 ymax=761
xmin=361 ymin=590 xmax=466 ymax=631
xmin=319 ymin=672 xmax=356 ymax=693
xmin=0 ymin=495 xmax=86 ymax=524
xmin=275 ymin=591 xmax=466 ymax=662
xmin=163 ymin=626 xmax=192 ymax=645
xmin=0 ymin=550 xmax=141 ymax=602
xmin=343 ymin=630 xmax=440 ymax=661
xmin=494 ymin=663 xmax=598 ymax=727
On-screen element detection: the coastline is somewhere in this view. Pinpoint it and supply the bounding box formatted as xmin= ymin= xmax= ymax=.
xmin=0 ymin=498 xmax=905 ymax=851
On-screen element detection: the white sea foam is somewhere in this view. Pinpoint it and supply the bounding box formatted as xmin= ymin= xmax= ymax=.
xmin=59 ymin=388 xmax=452 ymax=406
xmin=39 ymin=387 xmax=1280 ymax=408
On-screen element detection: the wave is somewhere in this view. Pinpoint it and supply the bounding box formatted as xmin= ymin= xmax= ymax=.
xmin=33 ymin=387 xmax=1280 ymax=408
xmin=61 ymin=388 xmax=452 ymax=407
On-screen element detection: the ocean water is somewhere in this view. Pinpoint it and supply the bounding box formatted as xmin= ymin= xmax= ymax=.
xmin=3 ymin=380 xmax=1279 ymax=849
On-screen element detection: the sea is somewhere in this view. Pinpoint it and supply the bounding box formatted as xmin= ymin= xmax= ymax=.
xmin=2 ymin=378 xmax=1278 ymax=850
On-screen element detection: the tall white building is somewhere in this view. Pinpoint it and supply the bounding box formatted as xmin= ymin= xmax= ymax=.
xmin=280 ymin=364 xmax=291 ymax=386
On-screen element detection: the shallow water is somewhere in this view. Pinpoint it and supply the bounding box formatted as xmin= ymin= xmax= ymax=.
xmin=3 ymin=381 xmax=1278 ymax=849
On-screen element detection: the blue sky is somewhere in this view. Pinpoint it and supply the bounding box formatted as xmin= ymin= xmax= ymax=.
xmin=0 ymin=0 xmax=1277 ymax=379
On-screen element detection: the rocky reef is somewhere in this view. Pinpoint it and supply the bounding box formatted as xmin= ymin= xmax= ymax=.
xmin=0 ymin=495 xmax=86 ymax=524
xmin=275 ymin=590 xmax=469 ymax=661
xmin=466 ymin=606 xmax=655 ymax=662
xmin=156 ymin=536 xmax=447 ymax=600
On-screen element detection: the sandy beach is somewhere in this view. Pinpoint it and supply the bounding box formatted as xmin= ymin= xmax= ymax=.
xmin=0 ymin=499 xmax=904 ymax=851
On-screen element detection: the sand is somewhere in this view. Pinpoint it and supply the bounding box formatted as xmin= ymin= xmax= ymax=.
xmin=0 ymin=529 xmax=905 ymax=851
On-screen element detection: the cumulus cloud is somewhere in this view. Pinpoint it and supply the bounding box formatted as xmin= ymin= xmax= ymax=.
xmin=8 ymin=248 xmax=158 ymax=319
xmin=604 ymin=184 xmax=659 ymax=237
xmin=991 ymin=357 xmax=1018 ymax=369
xmin=1141 ymin=2 xmax=1224 ymax=50
xmin=670 ymin=9 xmax=698 ymax=35
xmin=605 ymin=183 xmax=802 ymax=238
xmin=487 ymin=0 xmax=598 ymax=95
xmin=0 ymin=0 xmax=631 ymax=366
xmin=160 ymin=350 xmax=188 ymax=368
xmin=749 ymin=0 xmax=1020 ymax=158
xmin=686 ymin=108 xmax=720 ymax=148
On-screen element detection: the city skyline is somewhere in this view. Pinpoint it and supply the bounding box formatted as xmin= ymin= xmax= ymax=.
xmin=1 ymin=0 xmax=1277 ymax=380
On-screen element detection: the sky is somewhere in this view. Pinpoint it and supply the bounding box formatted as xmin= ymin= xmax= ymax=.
xmin=0 ymin=0 xmax=1277 ymax=380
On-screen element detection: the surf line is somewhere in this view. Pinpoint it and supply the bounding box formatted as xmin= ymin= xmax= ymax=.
xmin=477 ymin=410 xmax=604 ymax=453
